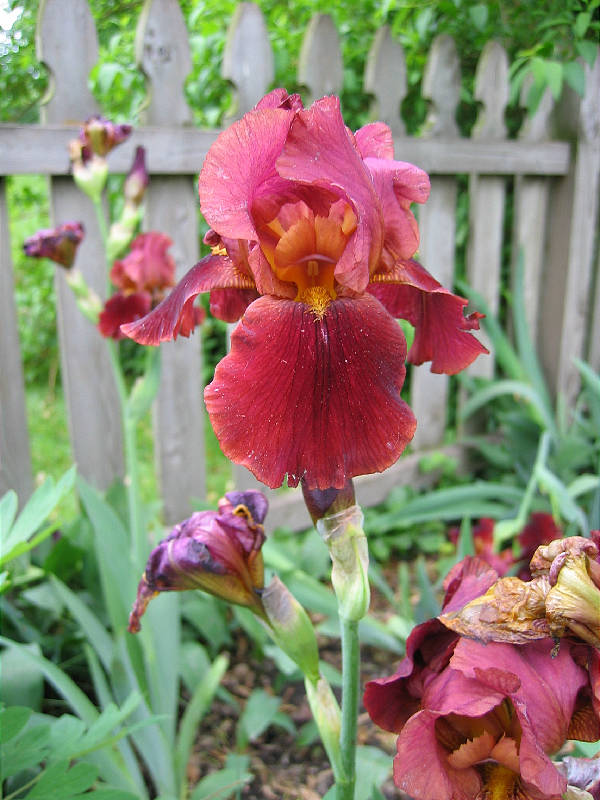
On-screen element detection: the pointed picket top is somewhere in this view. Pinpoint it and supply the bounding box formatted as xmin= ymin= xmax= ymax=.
xmin=364 ymin=26 xmax=406 ymax=135
xmin=136 ymin=0 xmax=192 ymax=125
xmin=298 ymin=14 xmax=343 ymax=104
xmin=472 ymin=41 xmax=508 ymax=139
xmin=37 ymin=0 xmax=99 ymax=122
xmin=422 ymin=34 xmax=460 ymax=138
xmin=518 ymin=74 xmax=555 ymax=142
xmin=222 ymin=3 xmax=274 ymax=119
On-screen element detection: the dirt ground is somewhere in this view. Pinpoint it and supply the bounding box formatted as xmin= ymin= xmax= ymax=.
xmin=186 ymin=628 xmax=410 ymax=800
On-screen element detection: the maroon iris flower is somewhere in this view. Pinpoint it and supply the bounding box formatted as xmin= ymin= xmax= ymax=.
xmin=122 ymin=89 xmax=486 ymax=490
xmin=98 ymin=232 xmax=204 ymax=339
xmin=23 ymin=221 xmax=84 ymax=268
xmin=364 ymin=555 xmax=599 ymax=800
xmin=129 ymin=490 xmax=268 ymax=632
xmin=448 ymin=517 xmax=514 ymax=576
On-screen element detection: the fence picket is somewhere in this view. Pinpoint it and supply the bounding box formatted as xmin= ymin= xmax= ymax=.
xmin=410 ymin=35 xmax=460 ymax=449
xmin=513 ymin=80 xmax=555 ymax=341
xmin=465 ymin=41 xmax=509 ymax=380
xmin=222 ymin=2 xmax=274 ymax=119
xmin=137 ymin=0 xmax=206 ymax=523
xmin=0 ymin=178 xmax=33 ymax=503
xmin=3 ymin=3 xmax=598 ymax=530
xmin=38 ymin=0 xmax=124 ymax=490
xmin=540 ymin=49 xmax=600 ymax=402
xmin=298 ymin=14 xmax=343 ymax=103
xmin=364 ymin=26 xmax=406 ymax=135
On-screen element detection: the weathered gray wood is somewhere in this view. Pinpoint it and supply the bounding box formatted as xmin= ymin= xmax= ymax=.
xmin=588 ymin=243 xmax=600 ymax=372
xmin=298 ymin=14 xmax=343 ymax=103
xmin=38 ymin=0 xmax=124 ymax=489
xmin=411 ymin=35 xmax=461 ymax=448
xmin=466 ymin=42 xmax=509 ymax=379
xmin=222 ymin=2 xmax=273 ymax=118
xmin=513 ymin=79 xmax=555 ymax=339
xmin=364 ymin=26 xmax=406 ymax=135
xmin=0 ymin=125 xmax=572 ymax=177
xmin=540 ymin=50 xmax=600 ymax=402
xmin=0 ymin=177 xmax=34 ymax=503
xmin=136 ymin=0 xmax=192 ymax=125
xmin=137 ymin=0 xmax=205 ymax=524
xmin=421 ymin=34 xmax=460 ymax=138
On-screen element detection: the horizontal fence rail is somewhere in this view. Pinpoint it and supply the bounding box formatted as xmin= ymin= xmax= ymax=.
xmin=1 ymin=0 xmax=599 ymax=532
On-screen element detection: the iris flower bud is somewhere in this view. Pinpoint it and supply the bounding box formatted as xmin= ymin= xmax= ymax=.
xmin=23 ymin=221 xmax=84 ymax=268
xmin=129 ymin=490 xmax=268 ymax=632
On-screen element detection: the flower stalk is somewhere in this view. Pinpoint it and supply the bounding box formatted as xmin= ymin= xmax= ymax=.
xmin=316 ymin=500 xmax=370 ymax=800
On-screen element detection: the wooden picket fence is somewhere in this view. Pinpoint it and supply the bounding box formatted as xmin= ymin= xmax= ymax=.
xmin=1 ymin=0 xmax=599 ymax=531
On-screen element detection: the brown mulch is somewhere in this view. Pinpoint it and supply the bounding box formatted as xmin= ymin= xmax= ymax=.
xmin=186 ymin=628 xmax=407 ymax=799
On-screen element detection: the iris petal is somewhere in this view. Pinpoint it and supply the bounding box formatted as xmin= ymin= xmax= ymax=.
xmin=369 ymin=259 xmax=488 ymax=374
xmin=121 ymin=255 xmax=249 ymax=343
xmin=276 ymin=96 xmax=384 ymax=293
xmin=204 ymin=294 xmax=416 ymax=490
xmin=199 ymin=107 xmax=295 ymax=240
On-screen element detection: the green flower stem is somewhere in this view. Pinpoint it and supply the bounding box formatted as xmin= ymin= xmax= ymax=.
xmin=91 ymin=194 xmax=146 ymax=572
xmin=337 ymin=615 xmax=360 ymax=800
xmin=92 ymin=195 xmax=112 ymax=298
xmin=106 ymin=339 xmax=145 ymax=571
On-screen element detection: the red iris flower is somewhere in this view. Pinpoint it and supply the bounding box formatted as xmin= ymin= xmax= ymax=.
xmin=99 ymin=232 xmax=204 ymax=339
xmin=364 ymin=556 xmax=599 ymax=800
xmin=23 ymin=221 xmax=84 ymax=268
xmin=448 ymin=517 xmax=514 ymax=576
xmin=122 ymin=89 xmax=486 ymax=490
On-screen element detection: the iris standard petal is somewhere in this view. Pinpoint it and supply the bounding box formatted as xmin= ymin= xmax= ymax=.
xmin=276 ymin=96 xmax=384 ymax=293
xmin=199 ymin=106 xmax=296 ymax=240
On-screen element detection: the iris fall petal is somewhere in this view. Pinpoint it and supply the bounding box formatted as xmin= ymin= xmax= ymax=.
xmin=204 ymin=293 xmax=416 ymax=490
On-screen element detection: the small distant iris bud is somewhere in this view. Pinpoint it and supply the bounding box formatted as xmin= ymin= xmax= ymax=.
xmin=530 ymin=534 xmax=600 ymax=648
xmin=317 ymin=503 xmax=370 ymax=621
xmin=23 ymin=221 xmax=84 ymax=268
xmin=81 ymin=115 xmax=132 ymax=157
xmin=124 ymin=146 xmax=149 ymax=207
xmin=69 ymin=137 xmax=108 ymax=201
xmin=128 ymin=490 xmax=268 ymax=633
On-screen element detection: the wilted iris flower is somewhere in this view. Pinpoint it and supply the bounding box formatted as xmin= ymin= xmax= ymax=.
xmin=99 ymin=232 xmax=204 ymax=339
xmin=129 ymin=490 xmax=268 ymax=632
xmin=364 ymin=555 xmax=600 ymax=800
xmin=441 ymin=532 xmax=600 ymax=648
xmin=23 ymin=221 xmax=84 ymax=268
xmin=123 ymin=89 xmax=486 ymax=490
